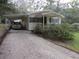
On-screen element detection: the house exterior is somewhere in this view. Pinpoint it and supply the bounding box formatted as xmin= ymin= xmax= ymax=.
xmin=28 ymin=10 xmax=64 ymax=30
xmin=3 ymin=11 xmax=64 ymax=30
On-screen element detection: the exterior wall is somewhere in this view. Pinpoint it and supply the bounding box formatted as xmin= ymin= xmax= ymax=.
xmin=58 ymin=18 xmax=61 ymax=24
xmin=28 ymin=16 xmax=62 ymax=30
xmin=28 ymin=23 xmax=42 ymax=30
xmin=47 ymin=17 xmax=50 ymax=24
xmin=28 ymin=17 xmax=42 ymax=30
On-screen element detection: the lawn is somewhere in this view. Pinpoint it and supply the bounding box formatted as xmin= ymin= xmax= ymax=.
xmin=68 ymin=32 xmax=79 ymax=52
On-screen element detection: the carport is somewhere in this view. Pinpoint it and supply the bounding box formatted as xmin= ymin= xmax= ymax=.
xmin=3 ymin=14 xmax=28 ymax=30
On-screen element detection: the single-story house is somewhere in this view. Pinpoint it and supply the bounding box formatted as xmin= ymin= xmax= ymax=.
xmin=3 ymin=10 xmax=64 ymax=30
xmin=28 ymin=10 xmax=64 ymax=30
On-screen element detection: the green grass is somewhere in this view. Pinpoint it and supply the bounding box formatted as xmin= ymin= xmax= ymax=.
xmin=69 ymin=32 xmax=79 ymax=52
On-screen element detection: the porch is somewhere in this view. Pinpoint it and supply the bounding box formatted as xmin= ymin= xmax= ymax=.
xmin=28 ymin=10 xmax=64 ymax=30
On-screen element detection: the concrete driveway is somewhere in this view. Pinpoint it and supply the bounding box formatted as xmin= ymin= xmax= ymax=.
xmin=0 ymin=30 xmax=79 ymax=59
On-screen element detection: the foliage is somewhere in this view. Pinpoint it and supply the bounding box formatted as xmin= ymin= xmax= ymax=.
xmin=43 ymin=0 xmax=79 ymax=23
xmin=61 ymin=8 xmax=79 ymax=23
xmin=0 ymin=0 xmax=16 ymax=15
xmin=71 ymin=23 xmax=79 ymax=32
xmin=44 ymin=0 xmax=61 ymax=12
xmin=0 ymin=24 xmax=9 ymax=31
xmin=71 ymin=32 xmax=79 ymax=51
xmin=33 ymin=24 xmax=43 ymax=34
xmin=0 ymin=0 xmax=8 ymax=4
xmin=34 ymin=24 xmax=74 ymax=41
xmin=14 ymin=0 xmax=46 ymax=12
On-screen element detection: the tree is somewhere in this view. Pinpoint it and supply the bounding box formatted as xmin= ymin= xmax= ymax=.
xmin=14 ymin=0 xmax=34 ymax=13
xmin=43 ymin=0 xmax=62 ymax=13
xmin=62 ymin=8 xmax=79 ymax=23
xmin=44 ymin=0 xmax=56 ymax=11
xmin=0 ymin=0 xmax=8 ymax=4
xmin=14 ymin=0 xmax=46 ymax=13
xmin=70 ymin=0 xmax=79 ymax=8
xmin=61 ymin=0 xmax=79 ymax=23
xmin=0 ymin=0 xmax=15 ymax=15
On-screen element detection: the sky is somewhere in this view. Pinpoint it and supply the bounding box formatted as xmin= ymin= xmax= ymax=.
xmin=11 ymin=0 xmax=72 ymax=12
xmin=58 ymin=0 xmax=71 ymax=3
xmin=12 ymin=0 xmax=71 ymax=3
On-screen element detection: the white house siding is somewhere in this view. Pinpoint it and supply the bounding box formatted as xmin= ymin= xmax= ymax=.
xmin=59 ymin=18 xmax=61 ymax=24
xmin=28 ymin=17 xmax=62 ymax=30
xmin=28 ymin=23 xmax=42 ymax=30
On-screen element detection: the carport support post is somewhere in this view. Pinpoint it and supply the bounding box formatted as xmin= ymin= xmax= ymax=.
xmin=43 ymin=15 xmax=44 ymax=29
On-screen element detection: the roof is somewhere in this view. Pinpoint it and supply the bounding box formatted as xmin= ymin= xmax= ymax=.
xmin=29 ymin=10 xmax=64 ymax=18
xmin=3 ymin=13 xmax=28 ymax=17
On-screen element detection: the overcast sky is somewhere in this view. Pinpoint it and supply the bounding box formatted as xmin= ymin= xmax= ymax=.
xmin=11 ymin=0 xmax=71 ymax=12
xmin=12 ymin=0 xmax=71 ymax=3
xmin=58 ymin=0 xmax=71 ymax=3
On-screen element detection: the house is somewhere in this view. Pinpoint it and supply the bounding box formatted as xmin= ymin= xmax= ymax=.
xmin=3 ymin=11 xmax=64 ymax=30
xmin=28 ymin=10 xmax=64 ymax=30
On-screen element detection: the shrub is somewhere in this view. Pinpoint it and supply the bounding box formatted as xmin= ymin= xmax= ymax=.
xmin=33 ymin=24 xmax=43 ymax=34
xmin=71 ymin=24 xmax=79 ymax=32
xmin=0 ymin=24 xmax=10 ymax=31
xmin=48 ymin=24 xmax=73 ymax=41
xmin=34 ymin=24 xmax=74 ymax=41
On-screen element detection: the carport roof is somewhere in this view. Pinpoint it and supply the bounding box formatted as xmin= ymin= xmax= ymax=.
xmin=3 ymin=13 xmax=28 ymax=17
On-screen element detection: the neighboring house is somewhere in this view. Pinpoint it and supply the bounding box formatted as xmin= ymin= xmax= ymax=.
xmin=28 ymin=10 xmax=64 ymax=30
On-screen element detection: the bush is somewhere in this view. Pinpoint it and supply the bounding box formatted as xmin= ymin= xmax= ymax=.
xmin=0 ymin=24 xmax=10 ymax=31
xmin=71 ymin=24 xmax=79 ymax=32
xmin=33 ymin=24 xmax=43 ymax=34
xmin=34 ymin=24 xmax=74 ymax=41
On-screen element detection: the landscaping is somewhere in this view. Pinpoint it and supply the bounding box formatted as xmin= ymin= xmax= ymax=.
xmin=33 ymin=24 xmax=79 ymax=53
xmin=34 ymin=24 xmax=73 ymax=41
xmin=0 ymin=24 xmax=10 ymax=44
xmin=0 ymin=24 xmax=9 ymax=31
xmin=68 ymin=32 xmax=79 ymax=52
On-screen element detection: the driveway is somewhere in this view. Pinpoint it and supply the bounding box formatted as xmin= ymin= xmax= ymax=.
xmin=0 ymin=30 xmax=79 ymax=59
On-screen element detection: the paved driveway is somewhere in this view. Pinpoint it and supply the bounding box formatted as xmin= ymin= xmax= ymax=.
xmin=0 ymin=30 xmax=79 ymax=59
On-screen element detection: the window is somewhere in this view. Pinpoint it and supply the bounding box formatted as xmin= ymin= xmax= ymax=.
xmin=50 ymin=17 xmax=60 ymax=24
xmin=30 ymin=17 xmax=43 ymax=23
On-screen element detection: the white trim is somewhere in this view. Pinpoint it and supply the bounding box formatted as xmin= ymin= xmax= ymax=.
xmin=43 ymin=15 xmax=44 ymax=29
